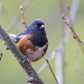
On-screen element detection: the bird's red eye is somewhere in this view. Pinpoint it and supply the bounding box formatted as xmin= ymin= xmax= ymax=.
xmin=35 ymin=25 xmax=37 ymax=27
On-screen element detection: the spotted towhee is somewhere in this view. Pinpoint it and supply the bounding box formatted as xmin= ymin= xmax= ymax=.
xmin=9 ymin=19 xmax=48 ymax=63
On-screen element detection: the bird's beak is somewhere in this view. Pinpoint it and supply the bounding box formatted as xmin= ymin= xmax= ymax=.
xmin=40 ymin=25 xmax=45 ymax=30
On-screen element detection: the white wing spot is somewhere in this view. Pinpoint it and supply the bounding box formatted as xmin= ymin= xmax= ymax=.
xmin=19 ymin=35 xmax=24 ymax=39
xmin=28 ymin=40 xmax=31 ymax=43
xmin=14 ymin=39 xmax=16 ymax=42
xmin=26 ymin=49 xmax=32 ymax=53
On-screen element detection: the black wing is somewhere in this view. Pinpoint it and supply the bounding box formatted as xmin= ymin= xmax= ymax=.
xmin=13 ymin=30 xmax=26 ymax=44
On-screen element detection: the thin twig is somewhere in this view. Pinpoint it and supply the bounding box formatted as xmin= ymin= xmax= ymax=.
xmin=62 ymin=15 xmax=84 ymax=45
xmin=5 ymin=0 xmax=33 ymax=32
xmin=2 ymin=6 xmax=25 ymax=32
xmin=22 ymin=12 xmax=27 ymax=28
xmin=20 ymin=5 xmax=27 ymax=28
xmin=45 ymin=57 xmax=59 ymax=84
xmin=56 ymin=0 xmax=79 ymax=84
xmin=38 ymin=47 xmax=57 ymax=74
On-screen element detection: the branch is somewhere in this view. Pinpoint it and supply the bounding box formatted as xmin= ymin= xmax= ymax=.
xmin=0 ymin=25 xmax=45 ymax=84
xmin=38 ymin=47 xmax=57 ymax=74
xmin=45 ymin=57 xmax=59 ymax=84
xmin=56 ymin=0 xmax=79 ymax=84
xmin=62 ymin=14 xmax=84 ymax=45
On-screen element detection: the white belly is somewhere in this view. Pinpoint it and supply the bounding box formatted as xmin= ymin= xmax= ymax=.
xmin=26 ymin=43 xmax=48 ymax=62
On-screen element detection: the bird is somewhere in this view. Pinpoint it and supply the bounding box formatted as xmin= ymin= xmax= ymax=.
xmin=9 ymin=19 xmax=48 ymax=63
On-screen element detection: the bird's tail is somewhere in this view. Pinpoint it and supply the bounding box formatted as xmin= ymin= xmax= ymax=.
xmin=8 ymin=34 xmax=17 ymax=43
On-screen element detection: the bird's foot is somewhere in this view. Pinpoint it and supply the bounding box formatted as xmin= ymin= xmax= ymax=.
xmin=23 ymin=55 xmax=32 ymax=66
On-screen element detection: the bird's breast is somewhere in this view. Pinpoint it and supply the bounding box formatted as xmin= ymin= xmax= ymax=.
xmin=26 ymin=42 xmax=48 ymax=62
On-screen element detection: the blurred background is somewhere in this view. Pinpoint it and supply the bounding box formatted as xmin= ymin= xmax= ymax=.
xmin=0 ymin=0 xmax=84 ymax=84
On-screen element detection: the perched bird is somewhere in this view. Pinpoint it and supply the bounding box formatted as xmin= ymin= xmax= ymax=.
xmin=10 ymin=19 xmax=48 ymax=63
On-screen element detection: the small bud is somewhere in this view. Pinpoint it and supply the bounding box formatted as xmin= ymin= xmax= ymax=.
xmin=22 ymin=20 xmax=25 ymax=24
xmin=73 ymin=35 xmax=76 ymax=39
xmin=20 ymin=5 xmax=23 ymax=11
xmin=62 ymin=13 xmax=65 ymax=18
xmin=69 ymin=25 xmax=71 ymax=27
xmin=45 ymin=57 xmax=49 ymax=63
xmin=1 ymin=53 xmax=3 ymax=57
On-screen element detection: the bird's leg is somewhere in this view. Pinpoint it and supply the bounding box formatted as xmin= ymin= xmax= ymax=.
xmin=23 ymin=55 xmax=39 ymax=75
xmin=23 ymin=55 xmax=32 ymax=66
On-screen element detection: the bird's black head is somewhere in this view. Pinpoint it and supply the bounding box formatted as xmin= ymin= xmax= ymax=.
xmin=25 ymin=19 xmax=47 ymax=47
xmin=30 ymin=19 xmax=45 ymax=29
xmin=26 ymin=19 xmax=46 ymax=36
